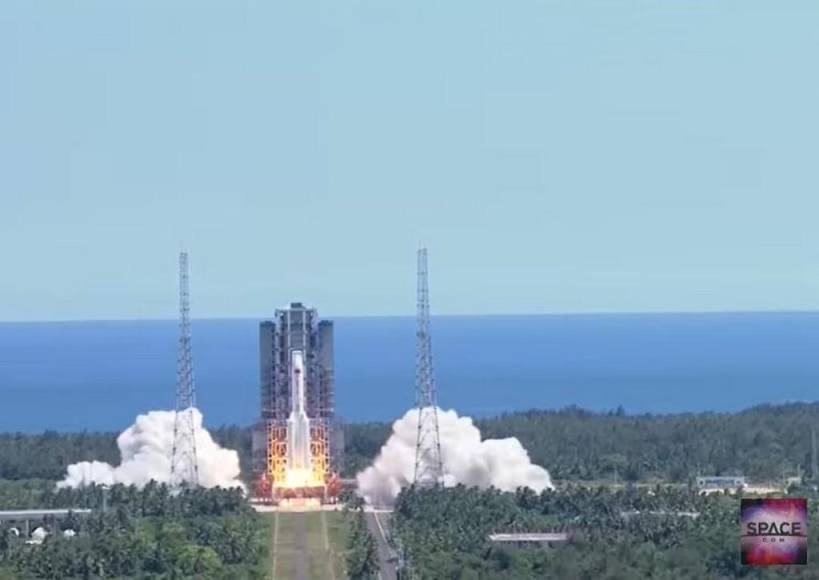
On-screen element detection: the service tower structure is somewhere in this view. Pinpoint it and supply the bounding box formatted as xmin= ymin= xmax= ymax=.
xmin=253 ymin=302 xmax=339 ymax=502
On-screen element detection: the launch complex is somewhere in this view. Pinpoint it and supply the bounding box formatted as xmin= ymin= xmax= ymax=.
xmin=252 ymin=302 xmax=341 ymax=505
xmin=250 ymin=250 xmax=439 ymax=506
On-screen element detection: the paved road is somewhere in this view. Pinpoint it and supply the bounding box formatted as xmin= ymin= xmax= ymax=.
xmin=365 ymin=511 xmax=398 ymax=580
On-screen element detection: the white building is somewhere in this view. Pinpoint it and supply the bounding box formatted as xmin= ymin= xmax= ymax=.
xmin=696 ymin=476 xmax=746 ymax=493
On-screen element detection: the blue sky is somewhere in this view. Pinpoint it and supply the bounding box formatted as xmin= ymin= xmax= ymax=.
xmin=2 ymin=1 xmax=818 ymax=321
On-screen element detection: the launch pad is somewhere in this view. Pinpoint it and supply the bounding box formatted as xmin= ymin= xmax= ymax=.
xmin=253 ymin=303 xmax=341 ymax=505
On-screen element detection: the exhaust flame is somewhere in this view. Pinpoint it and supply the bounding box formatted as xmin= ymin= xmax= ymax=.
xmin=282 ymin=468 xmax=323 ymax=488
xmin=284 ymin=350 xmax=315 ymax=483
xmin=271 ymin=350 xmax=328 ymax=491
xmin=356 ymin=407 xmax=554 ymax=506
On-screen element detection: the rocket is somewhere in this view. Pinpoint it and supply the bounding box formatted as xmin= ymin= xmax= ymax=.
xmin=286 ymin=350 xmax=313 ymax=475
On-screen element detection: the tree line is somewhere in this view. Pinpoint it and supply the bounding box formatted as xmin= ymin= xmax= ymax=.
xmin=0 ymin=483 xmax=268 ymax=579
xmin=394 ymin=483 xmax=819 ymax=579
xmin=343 ymin=494 xmax=379 ymax=579
xmin=349 ymin=402 xmax=819 ymax=483
xmin=4 ymin=402 xmax=819 ymax=485
xmin=0 ymin=427 xmax=252 ymax=483
xmin=4 ymin=403 xmax=819 ymax=483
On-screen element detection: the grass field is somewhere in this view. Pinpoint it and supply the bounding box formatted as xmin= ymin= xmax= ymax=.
xmin=269 ymin=511 xmax=347 ymax=580
xmin=256 ymin=514 xmax=274 ymax=577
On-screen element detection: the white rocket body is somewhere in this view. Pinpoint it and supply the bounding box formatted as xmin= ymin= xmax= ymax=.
xmin=286 ymin=350 xmax=312 ymax=475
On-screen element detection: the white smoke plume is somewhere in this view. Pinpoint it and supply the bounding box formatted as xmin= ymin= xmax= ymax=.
xmin=58 ymin=409 xmax=243 ymax=490
xmin=357 ymin=407 xmax=553 ymax=506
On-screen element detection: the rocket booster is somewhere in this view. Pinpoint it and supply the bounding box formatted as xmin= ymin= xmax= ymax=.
xmin=286 ymin=350 xmax=312 ymax=474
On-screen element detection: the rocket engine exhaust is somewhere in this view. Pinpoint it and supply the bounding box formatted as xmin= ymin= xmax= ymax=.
xmin=253 ymin=303 xmax=341 ymax=505
xmin=285 ymin=350 xmax=314 ymax=487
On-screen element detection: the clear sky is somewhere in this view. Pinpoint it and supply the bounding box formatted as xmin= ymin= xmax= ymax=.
xmin=2 ymin=1 xmax=818 ymax=321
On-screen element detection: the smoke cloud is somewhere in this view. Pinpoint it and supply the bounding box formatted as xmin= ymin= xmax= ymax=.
xmin=58 ymin=409 xmax=243 ymax=490
xmin=356 ymin=407 xmax=553 ymax=506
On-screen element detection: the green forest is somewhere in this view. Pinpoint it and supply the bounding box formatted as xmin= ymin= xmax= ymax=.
xmin=3 ymin=402 xmax=819 ymax=578
xmin=0 ymin=484 xmax=269 ymax=579
xmin=394 ymin=484 xmax=819 ymax=579
xmin=346 ymin=402 xmax=819 ymax=483
xmin=5 ymin=402 xmax=819 ymax=485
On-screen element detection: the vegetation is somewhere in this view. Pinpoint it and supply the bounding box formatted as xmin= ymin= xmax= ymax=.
xmin=344 ymin=496 xmax=379 ymax=579
xmin=344 ymin=402 xmax=819 ymax=483
xmin=0 ymin=480 xmax=48 ymax=511
xmin=343 ymin=422 xmax=391 ymax=478
xmin=3 ymin=401 xmax=819 ymax=578
xmin=0 ymin=427 xmax=251 ymax=483
xmin=0 ymin=484 xmax=268 ymax=579
xmin=476 ymin=403 xmax=819 ymax=483
xmin=0 ymin=432 xmax=118 ymax=481
xmin=394 ymin=484 xmax=819 ymax=579
xmin=6 ymin=403 xmax=819 ymax=484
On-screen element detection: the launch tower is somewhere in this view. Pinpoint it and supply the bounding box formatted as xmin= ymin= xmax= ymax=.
xmin=171 ymin=251 xmax=199 ymax=487
xmin=413 ymin=248 xmax=443 ymax=487
xmin=253 ymin=303 xmax=339 ymax=502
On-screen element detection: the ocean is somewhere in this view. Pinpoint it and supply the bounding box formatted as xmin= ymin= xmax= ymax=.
xmin=1 ymin=312 xmax=818 ymax=433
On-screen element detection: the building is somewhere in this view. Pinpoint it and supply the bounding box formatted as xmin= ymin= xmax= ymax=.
xmin=620 ymin=510 xmax=700 ymax=520
xmin=488 ymin=532 xmax=571 ymax=549
xmin=252 ymin=302 xmax=341 ymax=501
xmin=696 ymin=476 xmax=746 ymax=493
xmin=0 ymin=509 xmax=92 ymax=537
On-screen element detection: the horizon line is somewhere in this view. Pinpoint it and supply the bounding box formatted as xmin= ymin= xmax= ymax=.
xmin=2 ymin=308 xmax=819 ymax=325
